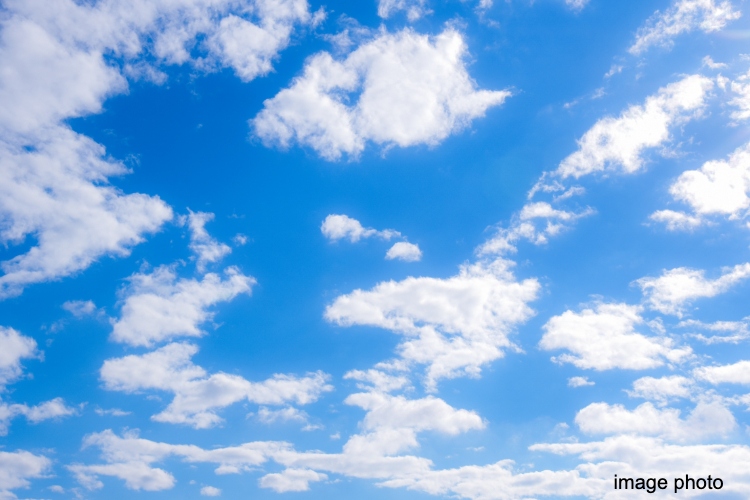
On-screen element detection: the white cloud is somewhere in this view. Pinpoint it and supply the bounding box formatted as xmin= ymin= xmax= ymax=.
xmin=186 ymin=211 xmax=231 ymax=272
xmin=627 ymin=375 xmax=693 ymax=404
xmin=377 ymin=0 xmax=430 ymax=21
xmin=629 ymin=0 xmax=741 ymax=55
xmin=252 ymin=28 xmax=510 ymax=160
xmin=385 ymin=242 xmax=422 ymax=262
xmin=539 ymin=303 xmax=690 ymax=370
xmin=568 ymin=376 xmax=594 ymax=388
xmin=0 ymin=327 xmax=38 ymax=389
xmin=679 ymin=318 xmax=750 ymax=343
xmin=575 ymin=401 xmax=735 ymax=441
xmin=259 ymin=468 xmax=327 ymax=492
xmin=649 ymin=209 xmax=705 ymax=231
xmin=344 ymin=369 xmax=410 ymax=393
xmin=556 ymin=75 xmax=714 ymax=178
xmin=110 ymin=265 xmax=255 ymax=347
xmin=0 ymin=0 xmax=317 ymax=297
xmin=655 ymin=142 xmax=750 ymax=226
xmin=326 ymin=259 xmax=539 ymax=389
xmin=730 ymin=70 xmax=750 ymax=121
xmin=532 ymin=435 xmax=750 ymax=496
xmin=321 ymin=214 xmax=400 ymax=243
xmin=62 ymin=299 xmax=98 ymax=318
xmin=702 ymin=55 xmax=728 ymax=69
xmin=100 ymin=342 xmax=332 ymax=428
xmin=0 ymin=128 xmax=173 ymax=298
xmin=565 ymin=0 xmax=590 ymax=11
xmin=95 ymin=407 xmax=131 ymax=417
xmin=257 ymin=406 xmax=309 ymax=425
xmin=200 ymin=485 xmax=221 ymax=496
xmin=0 ymin=398 xmax=78 ymax=436
xmin=0 ymin=450 xmax=51 ymax=498
xmin=695 ymin=360 xmax=750 ymax=384
xmin=636 ymin=263 xmax=750 ymax=316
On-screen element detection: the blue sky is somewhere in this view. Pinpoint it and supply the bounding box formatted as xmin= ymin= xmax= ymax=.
xmin=1 ymin=0 xmax=750 ymax=498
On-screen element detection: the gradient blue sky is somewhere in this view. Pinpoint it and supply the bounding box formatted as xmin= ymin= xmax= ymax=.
xmin=1 ymin=0 xmax=750 ymax=498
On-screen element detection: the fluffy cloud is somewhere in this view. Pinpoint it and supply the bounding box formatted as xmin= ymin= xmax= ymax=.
xmin=0 ymin=129 xmax=173 ymax=298
xmin=200 ymin=485 xmax=222 ymax=496
xmin=385 ymin=242 xmax=422 ymax=262
xmin=539 ymin=303 xmax=690 ymax=370
xmin=252 ymin=28 xmax=510 ymax=160
xmin=110 ymin=265 xmax=254 ymax=347
xmin=0 ymin=450 xmax=51 ymax=498
xmin=532 ymin=435 xmax=750 ymax=496
xmin=556 ymin=75 xmax=713 ymax=178
xmin=636 ymin=263 xmax=750 ymax=316
xmin=730 ymin=70 xmax=750 ymax=121
xmin=0 ymin=0 xmax=317 ymax=297
xmin=62 ymin=299 xmax=98 ymax=318
xmin=565 ymin=0 xmax=590 ymax=10
xmin=0 ymin=398 xmax=77 ymax=436
xmin=653 ymin=142 xmax=750 ymax=228
xmin=100 ymin=342 xmax=332 ymax=428
xmin=478 ymin=202 xmax=595 ymax=256
xmin=377 ymin=0 xmax=430 ymax=21
xmin=326 ymin=259 xmax=539 ymax=389
xmin=186 ymin=211 xmax=232 ymax=272
xmin=568 ymin=376 xmax=595 ymax=388
xmin=679 ymin=318 xmax=750 ymax=343
xmin=0 ymin=327 xmax=38 ymax=389
xmin=259 ymin=468 xmax=327 ymax=492
xmin=575 ymin=401 xmax=735 ymax=441
xmin=695 ymin=360 xmax=750 ymax=385
xmin=629 ymin=0 xmax=740 ymax=55
xmin=321 ymin=214 xmax=400 ymax=242
xmin=627 ymin=375 xmax=693 ymax=404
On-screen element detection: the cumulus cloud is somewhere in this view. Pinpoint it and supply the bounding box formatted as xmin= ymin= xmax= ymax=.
xmin=565 ymin=0 xmax=590 ymax=11
xmin=629 ymin=0 xmax=740 ymax=55
xmin=186 ymin=211 xmax=232 ymax=272
xmin=0 ymin=450 xmax=52 ymax=498
xmin=377 ymin=0 xmax=430 ymax=21
xmin=532 ymin=435 xmax=750 ymax=496
xmin=0 ymin=0 xmax=317 ymax=297
xmin=110 ymin=265 xmax=255 ymax=347
xmin=556 ymin=75 xmax=713 ymax=178
xmin=679 ymin=318 xmax=750 ymax=343
xmin=385 ymin=242 xmax=422 ymax=262
xmin=730 ymin=70 xmax=750 ymax=121
xmin=0 ymin=327 xmax=38 ymax=389
xmin=539 ymin=303 xmax=690 ymax=370
xmin=636 ymin=263 xmax=750 ymax=316
xmin=652 ymin=142 xmax=750 ymax=229
xmin=100 ymin=342 xmax=332 ymax=428
xmin=627 ymin=375 xmax=693 ymax=404
xmin=575 ymin=401 xmax=735 ymax=441
xmin=478 ymin=202 xmax=595 ymax=256
xmin=695 ymin=360 xmax=750 ymax=385
xmin=200 ymin=485 xmax=222 ymax=496
xmin=344 ymin=369 xmax=410 ymax=393
xmin=259 ymin=468 xmax=327 ymax=492
xmin=568 ymin=376 xmax=594 ymax=388
xmin=62 ymin=299 xmax=99 ymax=318
xmin=0 ymin=398 xmax=78 ymax=436
xmin=252 ymin=28 xmax=510 ymax=160
xmin=321 ymin=214 xmax=400 ymax=243
xmin=326 ymin=259 xmax=539 ymax=389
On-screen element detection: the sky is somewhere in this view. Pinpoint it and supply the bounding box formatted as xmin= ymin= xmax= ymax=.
xmin=1 ymin=0 xmax=750 ymax=498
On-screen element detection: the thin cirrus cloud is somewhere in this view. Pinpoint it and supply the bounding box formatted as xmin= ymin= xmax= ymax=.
xmin=252 ymin=28 xmax=511 ymax=160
